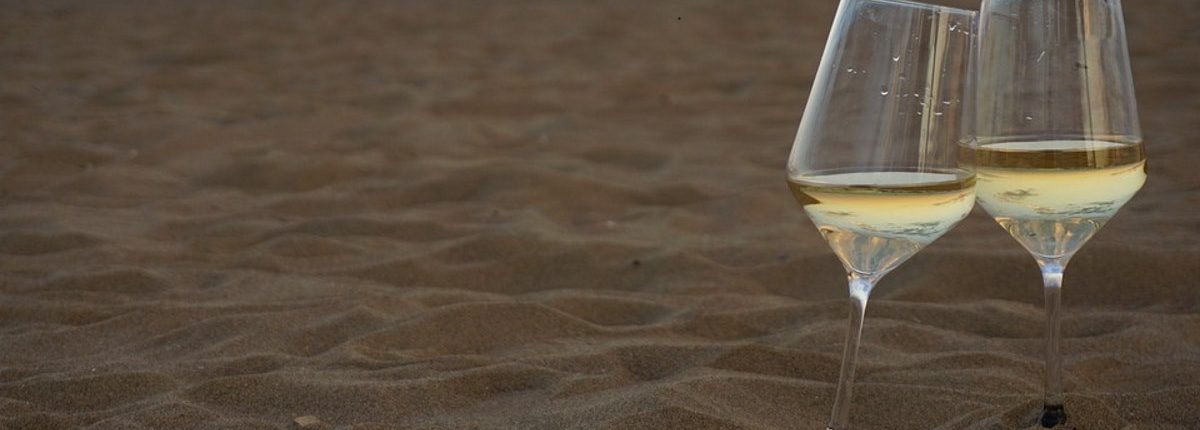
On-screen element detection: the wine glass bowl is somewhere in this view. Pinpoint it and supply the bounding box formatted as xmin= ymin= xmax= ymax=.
xmin=790 ymin=0 xmax=976 ymax=177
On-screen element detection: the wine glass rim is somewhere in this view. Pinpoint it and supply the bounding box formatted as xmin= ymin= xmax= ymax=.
xmin=856 ymin=0 xmax=977 ymax=16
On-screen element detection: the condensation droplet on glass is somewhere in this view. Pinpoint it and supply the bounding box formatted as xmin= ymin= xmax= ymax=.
xmin=942 ymin=100 xmax=952 ymax=105
xmin=934 ymin=111 xmax=944 ymax=116
xmin=846 ymin=68 xmax=854 ymax=73
xmin=892 ymin=55 xmax=900 ymax=62
xmin=880 ymin=86 xmax=889 ymax=96
xmin=1024 ymin=114 xmax=1034 ymax=121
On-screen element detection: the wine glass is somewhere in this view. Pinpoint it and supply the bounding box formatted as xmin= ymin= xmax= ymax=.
xmin=787 ymin=1 xmax=976 ymax=428
xmin=967 ymin=0 xmax=1145 ymax=427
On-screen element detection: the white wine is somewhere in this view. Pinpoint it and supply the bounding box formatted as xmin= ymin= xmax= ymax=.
xmin=788 ymin=170 xmax=976 ymax=277
xmin=965 ymin=140 xmax=1146 ymax=261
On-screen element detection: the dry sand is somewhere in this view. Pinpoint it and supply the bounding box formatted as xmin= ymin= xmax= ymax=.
xmin=1 ymin=0 xmax=1198 ymax=429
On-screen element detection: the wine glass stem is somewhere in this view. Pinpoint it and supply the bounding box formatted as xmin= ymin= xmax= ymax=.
xmin=1040 ymin=263 xmax=1066 ymax=426
xmin=827 ymin=276 xmax=872 ymax=430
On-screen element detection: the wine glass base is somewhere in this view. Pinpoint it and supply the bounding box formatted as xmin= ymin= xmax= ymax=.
xmin=1039 ymin=404 xmax=1066 ymax=428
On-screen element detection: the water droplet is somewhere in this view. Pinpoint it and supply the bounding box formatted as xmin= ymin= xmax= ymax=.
xmin=934 ymin=111 xmax=944 ymax=116
xmin=1024 ymin=114 xmax=1034 ymax=121
xmin=942 ymin=100 xmax=952 ymax=105
xmin=846 ymin=68 xmax=855 ymax=73
xmin=917 ymin=111 xmax=923 ymax=116
xmin=880 ymin=86 xmax=889 ymax=96
xmin=949 ymin=23 xmax=958 ymax=31
xmin=892 ymin=55 xmax=900 ymax=62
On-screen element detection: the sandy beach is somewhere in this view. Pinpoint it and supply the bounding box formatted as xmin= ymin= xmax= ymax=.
xmin=1 ymin=0 xmax=1198 ymax=428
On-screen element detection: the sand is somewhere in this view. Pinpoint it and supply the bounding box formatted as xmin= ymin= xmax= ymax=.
xmin=1 ymin=0 xmax=1198 ymax=429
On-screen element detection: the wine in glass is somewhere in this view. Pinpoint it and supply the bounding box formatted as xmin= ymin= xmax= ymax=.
xmin=787 ymin=1 xmax=976 ymax=428
xmin=967 ymin=0 xmax=1146 ymax=426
